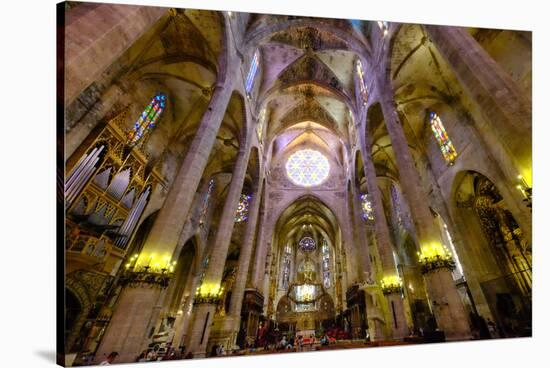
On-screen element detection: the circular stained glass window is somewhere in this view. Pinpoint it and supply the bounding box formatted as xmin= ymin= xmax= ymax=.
xmin=299 ymin=236 xmax=317 ymax=252
xmin=286 ymin=149 xmax=330 ymax=187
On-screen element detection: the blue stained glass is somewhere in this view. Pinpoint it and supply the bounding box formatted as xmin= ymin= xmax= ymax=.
xmin=235 ymin=193 xmax=252 ymax=222
xmin=286 ymin=149 xmax=330 ymax=187
xmin=245 ymin=51 xmax=260 ymax=95
xmin=128 ymin=92 xmax=166 ymax=146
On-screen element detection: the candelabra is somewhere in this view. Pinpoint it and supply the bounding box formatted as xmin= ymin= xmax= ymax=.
xmin=417 ymin=244 xmax=455 ymax=274
xmin=194 ymin=283 xmax=225 ymax=304
xmin=380 ymin=275 xmax=403 ymax=295
xmin=516 ymin=175 xmax=532 ymax=209
xmin=120 ymin=253 xmax=176 ymax=288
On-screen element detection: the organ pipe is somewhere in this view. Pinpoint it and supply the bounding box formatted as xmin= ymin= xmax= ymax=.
xmin=115 ymin=186 xmax=150 ymax=249
xmin=65 ymin=145 xmax=104 ymax=207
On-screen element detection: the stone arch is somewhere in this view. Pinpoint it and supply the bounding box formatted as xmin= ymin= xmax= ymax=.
xmin=64 ymin=276 xmax=93 ymax=353
xmin=449 ymin=170 xmax=531 ymax=336
xmin=167 ymin=236 xmax=199 ymax=315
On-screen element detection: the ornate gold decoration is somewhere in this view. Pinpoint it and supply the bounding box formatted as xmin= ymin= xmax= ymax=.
xmin=380 ymin=275 xmax=403 ymax=295
xmin=417 ymin=243 xmax=455 ymax=274
xmin=194 ymin=283 xmax=224 ymax=305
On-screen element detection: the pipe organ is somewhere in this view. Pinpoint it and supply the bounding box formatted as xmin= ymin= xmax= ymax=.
xmin=65 ymin=109 xmax=164 ymax=275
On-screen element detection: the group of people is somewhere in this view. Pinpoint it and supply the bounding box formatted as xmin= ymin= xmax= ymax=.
xmin=273 ymin=333 xmax=334 ymax=351
xmin=134 ymin=344 xmax=194 ymax=363
xmin=209 ymin=344 xmax=227 ymax=357
xmin=469 ymin=312 xmax=501 ymax=340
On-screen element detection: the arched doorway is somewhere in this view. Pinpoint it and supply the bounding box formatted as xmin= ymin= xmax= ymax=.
xmin=65 ymin=289 xmax=82 ymax=348
xmin=454 ymin=171 xmax=531 ymax=337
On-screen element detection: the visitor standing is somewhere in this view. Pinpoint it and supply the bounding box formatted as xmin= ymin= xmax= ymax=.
xmin=99 ymin=352 xmax=118 ymax=365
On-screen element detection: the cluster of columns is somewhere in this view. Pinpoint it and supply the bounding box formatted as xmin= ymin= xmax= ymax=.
xmin=424 ymin=25 xmax=532 ymax=241
xmin=93 ymin=37 xmax=257 ymax=359
xmin=91 ymin=18 xmax=531 ymax=363
xmin=359 ymin=130 xmax=410 ymax=340
xmin=356 ymin=24 xmax=532 ymax=341
xmin=424 ymin=25 xmax=532 ymax=187
xmin=95 ymin=63 xmax=268 ymax=361
xmin=185 ymin=144 xmax=251 ymax=356
xmin=377 ymin=81 xmax=471 ymax=340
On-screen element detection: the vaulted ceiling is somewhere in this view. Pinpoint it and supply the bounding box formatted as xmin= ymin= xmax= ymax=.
xmin=250 ymin=20 xmax=366 ymax=168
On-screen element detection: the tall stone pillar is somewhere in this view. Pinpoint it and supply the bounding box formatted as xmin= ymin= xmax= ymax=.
xmin=378 ymin=85 xmax=471 ymax=341
xmin=424 ymin=25 xmax=532 ymax=186
xmin=349 ymin=179 xmax=373 ymax=281
xmin=93 ymin=276 xmax=171 ymax=364
xmin=94 ymin=81 xmax=234 ymax=364
xmin=186 ymin=146 xmax=251 ymax=356
xmin=360 ymin=128 xmax=409 ymax=340
xmin=171 ymin=270 xmax=202 ymax=349
xmin=135 ymin=83 xmax=234 ymax=265
xmin=227 ymin=178 xmax=264 ymax=342
xmin=250 ymin=188 xmax=269 ymax=291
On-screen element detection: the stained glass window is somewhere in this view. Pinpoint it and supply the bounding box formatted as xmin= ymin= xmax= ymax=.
xmin=321 ymin=238 xmax=331 ymax=288
xmin=128 ymin=93 xmax=166 ymax=146
xmin=360 ymin=193 xmax=375 ymax=221
xmin=245 ymin=50 xmax=260 ymax=95
xmin=299 ymin=236 xmax=317 ymax=252
xmin=356 ymin=59 xmax=368 ymax=102
xmin=286 ymin=149 xmax=330 ymax=187
xmin=429 ymin=112 xmax=457 ymax=165
xmin=199 ymin=179 xmax=214 ymax=226
xmin=282 ymin=245 xmax=292 ymax=288
xmin=235 ymin=194 xmax=252 ymax=223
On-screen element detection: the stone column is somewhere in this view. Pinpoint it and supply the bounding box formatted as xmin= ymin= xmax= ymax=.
xmin=349 ymin=179 xmax=373 ymax=282
xmin=94 ymin=282 xmax=168 ymax=364
xmin=186 ymin=146 xmax=251 ymax=356
xmin=171 ymin=270 xmax=202 ymax=349
xmin=93 ymin=82 xmax=234 ymax=364
xmin=378 ymin=85 xmax=471 ymax=340
xmin=360 ymin=128 xmax=409 ymax=340
xmin=227 ymin=178 xmax=264 ymax=342
xmin=424 ymin=25 xmax=532 ymax=186
xmin=250 ymin=188 xmax=269 ymax=291
xmin=136 ymin=83 xmax=234 ymax=265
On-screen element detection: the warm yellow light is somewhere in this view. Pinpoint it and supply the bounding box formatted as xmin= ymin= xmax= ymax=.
xmin=196 ymin=283 xmax=224 ymax=298
xmin=380 ymin=275 xmax=402 ymax=288
xmin=132 ymin=252 xmax=175 ymax=273
xmin=418 ymin=243 xmax=452 ymax=262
